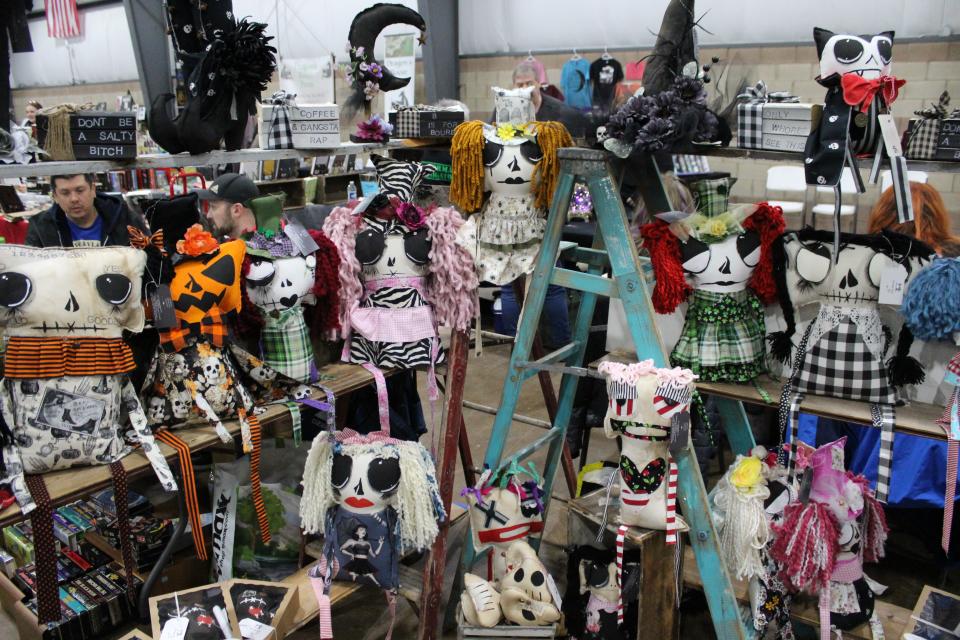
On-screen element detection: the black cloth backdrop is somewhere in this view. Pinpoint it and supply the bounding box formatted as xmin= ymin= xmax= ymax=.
xmin=1 ymin=0 xmax=33 ymax=123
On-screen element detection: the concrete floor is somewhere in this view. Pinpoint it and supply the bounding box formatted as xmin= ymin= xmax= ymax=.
xmin=2 ymin=340 xmax=958 ymax=638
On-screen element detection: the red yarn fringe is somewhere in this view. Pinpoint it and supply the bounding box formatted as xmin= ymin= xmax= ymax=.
xmin=770 ymin=501 xmax=839 ymax=593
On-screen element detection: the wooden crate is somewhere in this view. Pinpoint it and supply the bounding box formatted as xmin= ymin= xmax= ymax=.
xmin=457 ymin=609 xmax=556 ymax=639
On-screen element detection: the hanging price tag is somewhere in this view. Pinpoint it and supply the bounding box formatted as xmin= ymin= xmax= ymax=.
xmin=283 ymin=219 xmax=319 ymax=256
xmin=149 ymin=284 xmax=178 ymax=329
xmin=239 ymin=618 xmax=277 ymax=640
xmin=159 ymin=617 xmax=189 ymax=640
xmin=351 ymin=194 xmax=377 ymax=215
xmin=878 ymin=263 xmax=908 ymax=305
xmin=669 ymin=413 xmax=690 ymax=457
xmin=544 ymin=572 xmax=563 ymax=611
xmin=876 ymin=114 xmax=904 ymax=158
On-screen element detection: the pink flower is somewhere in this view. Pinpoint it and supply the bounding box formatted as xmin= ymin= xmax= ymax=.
xmin=354 ymin=46 xmax=365 ymax=57
xmin=395 ymin=202 xmax=426 ymax=230
xmin=363 ymin=80 xmax=380 ymax=100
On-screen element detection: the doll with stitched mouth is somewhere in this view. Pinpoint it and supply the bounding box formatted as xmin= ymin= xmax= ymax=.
xmin=450 ymin=88 xmax=574 ymax=286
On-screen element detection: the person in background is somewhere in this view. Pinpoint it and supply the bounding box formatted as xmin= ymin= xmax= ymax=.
xmin=25 ymin=173 xmax=146 ymax=247
xmin=868 ymin=182 xmax=960 ymax=257
xmin=195 ymin=172 xmax=260 ymax=240
xmin=21 ymin=100 xmax=41 ymax=139
xmin=512 ymin=61 xmax=591 ymax=139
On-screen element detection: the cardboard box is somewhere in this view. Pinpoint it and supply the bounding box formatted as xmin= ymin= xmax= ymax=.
xmin=737 ymin=101 xmax=821 ymax=151
xmin=227 ymin=578 xmax=297 ymax=639
xmin=150 ymin=583 xmax=241 ymax=640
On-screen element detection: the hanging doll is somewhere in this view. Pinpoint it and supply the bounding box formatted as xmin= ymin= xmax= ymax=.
xmin=299 ymin=422 xmax=444 ymax=640
xmin=768 ymin=228 xmax=934 ymax=502
xmin=711 ymin=447 xmax=795 ymax=639
xmin=562 ymin=545 xmax=643 ymax=640
xmin=901 ymin=256 xmax=960 ymax=552
xmin=240 ymin=193 xmax=342 ymax=384
xmin=769 ymin=437 xmax=889 ymax=640
xmin=323 ymin=155 xmax=477 ymax=430
xmin=0 ymin=244 xmax=177 ymax=623
xmin=804 ymin=27 xmax=912 ymax=252
xmin=642 ymin=202 xmax=784 ymax=382
xmin=597 ymin=360 xmax=697 ymax=544
xmin=461 ymin=463 xmax=546 ymax=584
xmin=450 ymin=108 xmax=574 ymax=286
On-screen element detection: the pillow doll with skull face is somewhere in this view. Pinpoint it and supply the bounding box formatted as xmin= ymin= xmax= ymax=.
xmin=563 ymin=546 xmax=643 ymax=640
xmin=642 ymin=202 xmax=784 ymax=382
xmin=770 ymin=438 xmax=888 ymax=640
xmin=768 ymin=228 xmax=934 ymax=503
xmin=0 ymin=244 xmax=177 ymax=623
xmin=241 ymin=194 xmax=341 ymax=384
xmin=805 ymin=28 xmax=913 ymax=239
xmin=300 ymin=425 xmax=444 ymax=639
xmin=450 ymin=110 xmax=574 ymax=286
xmin=597 ymin=360 xmax=697 ymax=544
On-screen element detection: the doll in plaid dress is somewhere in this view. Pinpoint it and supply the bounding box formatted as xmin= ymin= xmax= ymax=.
xmin=642 ymin=202 xmax=784 ymax=382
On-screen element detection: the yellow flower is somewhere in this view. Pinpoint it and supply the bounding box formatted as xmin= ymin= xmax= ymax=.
xmin=520 ymin=123 xmax=537 ymax=137
xmin=704 ymin=219 xmax=728 ymax=238
xmin=730 ymin=456 xmax=763 ymax=489
xmin=497 ymin=124 xmax=517 ymax=140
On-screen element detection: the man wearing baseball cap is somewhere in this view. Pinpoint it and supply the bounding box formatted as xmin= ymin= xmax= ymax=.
xmin=196 ymin=173 xmax=261 ymax=240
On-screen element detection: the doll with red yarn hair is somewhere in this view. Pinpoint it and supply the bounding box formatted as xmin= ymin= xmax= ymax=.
xmin=641 ymin=202 xmax=785 ymax=382
xmin=868 ymin=183 xmax=960 ymax=257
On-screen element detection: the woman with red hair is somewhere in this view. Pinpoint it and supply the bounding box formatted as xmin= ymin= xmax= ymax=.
xmin=868 ymin=183 xmax=960 ymax=257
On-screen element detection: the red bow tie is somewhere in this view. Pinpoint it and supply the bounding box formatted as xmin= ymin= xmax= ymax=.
xmin=841 ymin=74 xmax=905 ymax=112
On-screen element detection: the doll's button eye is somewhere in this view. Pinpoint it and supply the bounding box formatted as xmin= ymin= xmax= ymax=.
xmin=96 ymin=274 xmax=132 ymax=305
xmin=0 ymin=272 xmax=32 ymax=308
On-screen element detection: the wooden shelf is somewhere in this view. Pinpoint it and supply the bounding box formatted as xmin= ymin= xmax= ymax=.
xmin=682 ymin=143 xmax=960 ymax=174
xmin=0 ymin=361 xmax=386 ymax=528
xmin=682 ymin=547 xmax=909 ymax=639
xmin=591 ymin=355 xmax=947 ymax=441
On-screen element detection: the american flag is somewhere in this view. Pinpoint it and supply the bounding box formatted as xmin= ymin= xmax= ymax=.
xmin=46 ymin=0 xmax=82 ymax=39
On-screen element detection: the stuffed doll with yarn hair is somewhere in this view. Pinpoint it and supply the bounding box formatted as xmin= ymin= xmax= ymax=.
xmin=770 ymin=438 xmax=888 ymax=640
xmin=641 ymin=202 xmax=784 ymax=382
xmin=597 ymin=360 xmax=697 ymax=543
xmin=450 ymin=108 xmax=574 ymax=286
xmin=300 ymin=423 xmax=444 ymax=639
xmin=768 ymin=228 xmax=934 ymax=502
xmin=901 ymin=256 xmax=960 ymax=552
xmin=0 ymin=244 xmax=177 ymax=623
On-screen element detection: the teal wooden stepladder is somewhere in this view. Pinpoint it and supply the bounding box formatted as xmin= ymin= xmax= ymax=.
xmin=457 ymin=147 xmax=758 ymax=639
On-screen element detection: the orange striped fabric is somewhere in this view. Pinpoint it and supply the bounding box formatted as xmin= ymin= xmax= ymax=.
xmin=247 ymin=413 xmax=272 ymax=545
xmin=4 ymin=337 xmax=135 ymax=378
xmin=154 ymin=430 xmax=207 ymax=560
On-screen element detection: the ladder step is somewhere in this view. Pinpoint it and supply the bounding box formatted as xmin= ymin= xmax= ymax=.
xmin=550 ymin=267 xmax=618 ymax=297
xmin=496 ymin=428 xmax=564 ymax=471
xmin=517 ymin=341 xmax=580 ymax=381
xmin=463 ymin=400 xmax=552 ymax=429
xmin=569 ymin=246 xmax=610 ymax=268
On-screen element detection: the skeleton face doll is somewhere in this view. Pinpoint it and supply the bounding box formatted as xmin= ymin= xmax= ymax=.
xmin=770 ymin=438 xmax=888 ymax=638
xmin=0 ymin=245 xmax=176 ymax=624
xmin=769 ymin=228 xmax=934 ymax=502
xmin=451 ymin=118 xmax=574 ymax=286
xmin=642 ymin=203 xmax=784 ymax=382
xmin=598 ymin=360 xmax=696 ymax=543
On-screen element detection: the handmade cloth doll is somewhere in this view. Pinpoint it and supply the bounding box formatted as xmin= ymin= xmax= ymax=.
xmin=241 ymin=194 xmax=341 ymax=383
xmin=770 ymin=438 xmax=888 ymax=640
xmin=459 ymin=540 xmax=561 ymax=628
xmin=562 ymin=546 xmax=643 ymax=640
xmin=804 ymin=27 xmax=912 ymax=251
xmin=300 ymin=422 xmax=444 ymax=640
xmin=324 ymin=157 xmax=477 ymax=430
xmin=768 ymin=228 xmax=934 ymax=502
xmin=0 ymin=244 xmax=177 ymax=623
xmin=597 ymin=360 xmax=697 ymax=543
xmin=711 ymin=447 xmax=795 ymax=639
xmin=461 ymin=463 xmax=546 ymax=584
xmin=450 ymin=114 xmax=574 ymax=286
xmin=901 ymin=256 xmax=960 ymax=551
xmin=642 ymin=202 xmax=784 ymax=382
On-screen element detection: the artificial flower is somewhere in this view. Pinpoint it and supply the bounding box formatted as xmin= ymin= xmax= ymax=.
xmin=368 ymin=62 xmax=383 ymax=78
xmin=705 ymin=219 xmax=728 ymax=238
xmin=359 ymin=62 xmax=369 ymax=72
xmin=497 ymin=124 xmax=517 ymax=140
xmin=395 ymin=202 xmax=427 ymax=230
xmin=363 ymin=80 xmax=380 ymax=100
xmin=177 ymin=224 xmax=219 ymax=256
xmin=730 ymin=456 xmax=763 ymax=489
xmin=354 ymin=46 xmax=365 ymax=57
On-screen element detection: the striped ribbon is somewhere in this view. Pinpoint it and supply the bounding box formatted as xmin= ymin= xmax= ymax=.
xmin=109 ymin=461 xmax=137 ymax=602
xmin=871 ymin=404 xmax=896 ymax=503
xmin=943 ymin=387 xmax=959 ymax=553
xmin=362 ymin=363 xmax=391 ymax=434
xmin=249 ymin=414 xmax=272 ymax=545
xmin=310 ymin=556 xmax=335 ymax=639
xmin=155 ymin=430 xmax=207 ymax=559
xmin=665 ymin=458 xmax=678 ymax=545
xmin=286 ymin=401 xmax=302 ymax=447
xmin=786 ymin=393 xmax=805 ymax=487
xmin=616 ymin=524 xmax=627 ymax=626
xmin=25 ymin=474 xmax=59 ymax=624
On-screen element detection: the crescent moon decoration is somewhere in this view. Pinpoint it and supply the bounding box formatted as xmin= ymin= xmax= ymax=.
xmin=574 ymin=69 xmax=587 ymax=93
xmin=345 ymin=3 xmax=427 ymax=113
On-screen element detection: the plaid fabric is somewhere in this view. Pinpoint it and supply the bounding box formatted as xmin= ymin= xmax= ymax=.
xmin=871 ymin=403 xmax=896 ymax=502
xmin=266 ymin=91 xmax=295 ymax=149
xmin=904 ymin=118 xmax=940 ymax=159
xmin=159 ymin=308 xmax=232 ymax=353
xmin=688 ymin=177 xmax=737 ymax=217
xmin=394 ymin=108 xmax=422 ymax=138
xmin=737 ymin=102 xmax=763 ymax=149
xmin=794 ymin=312 xmax=897 ymax=404
xmin=671 ymin=289 xmax=766 ymax=382
xmin=261 ymin=307 xmax=314 ymax=383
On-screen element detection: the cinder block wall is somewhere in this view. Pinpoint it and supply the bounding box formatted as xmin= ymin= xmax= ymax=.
xmin=460 ymin=40 xmax=960 ymax=230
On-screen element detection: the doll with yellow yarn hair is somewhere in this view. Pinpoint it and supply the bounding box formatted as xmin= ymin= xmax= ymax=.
xmin=450 ymin=115 xmax=573 ymax=285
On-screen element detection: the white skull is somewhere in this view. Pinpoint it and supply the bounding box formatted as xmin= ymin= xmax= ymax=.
xmin=147 ymin=397 xmax=166 ymax=423
xmin=331 ymin=445 xmax=402 ymax=515
xmin=171 ymin=397 xmax=189 ymax=419
xmin=200 ymin=357 xmax=225 ymax=386
xmin=680 ymin=231 xmax=761 ymax=294
xmin=245 ymin=254 xmax=317 ymax=312
xmin=498 ymin=540 xmax=560 ymax=626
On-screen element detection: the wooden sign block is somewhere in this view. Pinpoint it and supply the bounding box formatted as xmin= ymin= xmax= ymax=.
xmin=72 ymin=144 xmax=137 ymax=160
xmin=70 ymin=129 xmax=137 ymax=144
xmin=934 ymin=118 xmax=960 ymax=161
